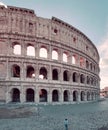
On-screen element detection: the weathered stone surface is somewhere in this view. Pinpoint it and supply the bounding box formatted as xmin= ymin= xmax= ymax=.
xmin=0 ymin=5 xmax=100 ymax=104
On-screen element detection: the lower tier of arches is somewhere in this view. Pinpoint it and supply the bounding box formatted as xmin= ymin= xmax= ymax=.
xmin=5 ymin=87 xmax=99 ymax=103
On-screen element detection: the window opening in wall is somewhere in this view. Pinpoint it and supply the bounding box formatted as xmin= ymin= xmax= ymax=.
xmin=52 ymin=69 xmax=58 ymax=80
xmin=13 ymin=44 xmax=21 ymax=55
xmin=52 ymin=50 xmax=58 ymax=60
xmin=72 ymin=55 xmax=76 ymax=64
xmin=80 ymin=57 xmax=84 ymax=67
xmin=80 ymin=74 xmax=85 ymax=83
xmin=26 ymin=66 xmax=35 ymax=78
xmin=52 ymin=90 xmax=59 ymax=102
xmin=29 ymin=22 xmax=33 ymax=33
xmin=26 ymin=88 xmax=34 ymax=102
xmin=86 ymin=60 xmax=89 ymax=69
xmin=54 ymin=28 xmax=58 ymax=34
xmin=73 ymin=91 xmax=78 ymax=101
xmin=87 ymin=76 xmax=90 ymax=84
xmin=73 ymin=37 xmax=76 ymax=43
xmin=12 ymin=88 xmax=20 ymax=102
xmin=27 ymin=45 xmax=35 ymax=56
xmin=64 ymin=90 xmax=69 ymax=101
xmin=39 ymin=89 xmax=47 ymax=102
xmin=39 ymin=47 xmax=47 ymax=58
xmin=12 ymin=65 xmax=20 ymax=77
xmin=63 ymin=52 xmax=68 ymax=62
xmin=81 ymin=91 xmax=85 ymax=101
xmin=39 ymin=67 xmax=47 ymax=79
xmin=73 ymin=72 xmax=77 ymax=82
xmin=86 ymin=46 xmax=89 ymax=51
xmin=63 ymin=70 xmax=69 ymax=81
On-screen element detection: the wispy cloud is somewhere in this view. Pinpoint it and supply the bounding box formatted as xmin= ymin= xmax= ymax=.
xmin=97 ymin=33 xmax=108 ymax=89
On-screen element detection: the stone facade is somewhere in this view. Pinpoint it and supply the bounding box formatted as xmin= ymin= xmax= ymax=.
xmin=0 ymin=5 xmax=100 ymax=104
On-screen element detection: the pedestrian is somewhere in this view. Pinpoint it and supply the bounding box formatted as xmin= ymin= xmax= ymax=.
xmin=64 ymin=118 xmax=68 ymax=130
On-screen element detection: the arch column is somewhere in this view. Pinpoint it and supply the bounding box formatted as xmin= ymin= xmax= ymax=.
xmin=59 ymin=91 xmax=63 ymax=103
xmin=48 ymin=65 xmax=52 ymax=80
xmin=6 ymin=88 xmax=11 ymax=103
xmin=35 ymin=87 xmax=39 ymax=103
xmin=48 ymin=90 xmax=52 ymax=103
xmin=70 ymin=91 xmax=73 ymax=102
xmin=84 ymin=93 xmax=87 ymax=101
xmin=20 ymin=86 xmax=25 ymax=103
xmin=60 ymin=68 xmax=63 ymax=81
xmin=78 ymin=91 xmax=81 ymax=102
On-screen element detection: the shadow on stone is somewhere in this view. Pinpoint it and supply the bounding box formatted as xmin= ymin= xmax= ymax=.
xmin=98 ymin=126 xmax=108 ymax=130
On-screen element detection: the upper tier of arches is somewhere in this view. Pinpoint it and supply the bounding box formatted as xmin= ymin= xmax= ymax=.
xmin=12 ymin=42 xmax=99 ymax=74
xmin=0 ymin=5 xmax=99 ymax=63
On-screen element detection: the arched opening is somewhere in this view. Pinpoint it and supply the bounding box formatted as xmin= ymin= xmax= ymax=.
xmin=26 ymin=88 xmax=34 ymax=102
xmin=63 ymin=52 xmax=68 ymax=62
xmin=73 ymin=91 xmax=78 ymax=101
xmin=63 ymin=70 xmax=69 ymax=81
xmin=87 ymin=76 xmax=90 ymax=84
xmin=13 ymin=43 xmax=21 ymax=55
xmin=39 ymin=89 xmax=47 ymax=102
xmin=80 ymin=57 xmax=85 ymax=67
xmin=72 ymin=55 xmax=76 ymax=64
xmin=39 ymin=67 xmax=47 ymax=79
xmin=81 ymin=91 xmax=85 ymax=101
xmin=73 ymin=72 xmax=78 ymax=82
xmin=52 ymin=49 xmax=58 ymax=60
xmin=12 ymin=64 xmax=20 ymax=77
xmin=52 ymin=69 xmax=58 ymax=80
xmin=26 ymin=66 xmax=35 ymax=78
xmin=29 ymin=22 xmax=33 ymax=32
xmin=39 ymin=47 xmax=47 ymax=58
xmin=80 ymin=74 xmax=85 ymax=83
xmin=64 ymin=90 xmax=69 ymax=102
xmin=87 ymin=92 xmax=90 ymax=101
xmin=12 ymin=88 xmax=20 ymax=102
xmin=52 ymin=90 xmax=59 ymax=102
xmin=86 ymin=60 xmax=89 ymax=69
xmin=27 ymin=45 xmax=35 ymax=56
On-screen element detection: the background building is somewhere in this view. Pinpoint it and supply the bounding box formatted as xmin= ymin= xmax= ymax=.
xmin=0 ymin=5 xmax=100 ymax=103
xmin=100 ymin=87 xmax=108 ymax=98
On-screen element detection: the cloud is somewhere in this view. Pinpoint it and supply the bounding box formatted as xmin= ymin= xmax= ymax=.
xmin=97 ymin=33 xmax=108 ymax=89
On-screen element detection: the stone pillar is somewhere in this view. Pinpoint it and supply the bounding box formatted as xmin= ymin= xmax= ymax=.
xmin=35 ymin=87 xmax=39 ymax=103
xmin=48 ymin=90 xmax=52 ymax=103
xmin=6 ymin=89 xmax=11 ymax=103
xmin=6 ymin=59 xmax=9 ymax=80
xmin=84 ymin=93 xmax=87 ymax=101
xmin=69 ymin=91 xmax=73 ymax=102
xmin=78 ymin=91 xmax=81 ymax=102
xmin=20 ymin=86 xmax=25 ymax=103
xmin=59 ymin=91 xmax=63 ymax=103
xmin=48 ymin=65 xmax=52 ymax=80
xmin=60 ymin=67 xmax=63 ymax=81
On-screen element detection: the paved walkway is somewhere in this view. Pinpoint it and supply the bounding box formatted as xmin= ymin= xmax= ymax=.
xmin=0 ymin=99 xmax=108 ymax=130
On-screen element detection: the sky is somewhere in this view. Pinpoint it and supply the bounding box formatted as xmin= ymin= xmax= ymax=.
xmin=1 ymin=0 xmax=108 ymax=89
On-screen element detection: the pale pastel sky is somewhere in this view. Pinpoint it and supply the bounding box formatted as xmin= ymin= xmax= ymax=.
xmin=1 ymin=0 xmax=108 ymax=89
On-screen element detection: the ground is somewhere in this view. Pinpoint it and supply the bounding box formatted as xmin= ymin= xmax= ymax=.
xmin=0 ymin=100 xmax=108 ymax=130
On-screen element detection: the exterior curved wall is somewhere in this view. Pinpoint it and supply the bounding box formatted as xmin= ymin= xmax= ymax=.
xmin=0 ymin=5 xmax=100 ymax=104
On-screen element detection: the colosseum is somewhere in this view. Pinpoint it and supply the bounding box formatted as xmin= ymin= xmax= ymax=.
xmin=0 ymin=4 xmax=100 ymax=104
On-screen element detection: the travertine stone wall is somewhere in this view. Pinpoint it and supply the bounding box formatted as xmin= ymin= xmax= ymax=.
xmin=0 ymin=5 xmax=100 ymax=103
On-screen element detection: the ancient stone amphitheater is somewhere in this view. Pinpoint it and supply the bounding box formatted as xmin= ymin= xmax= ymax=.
xmin=0 ymin=5 xmax=100 ymax=104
